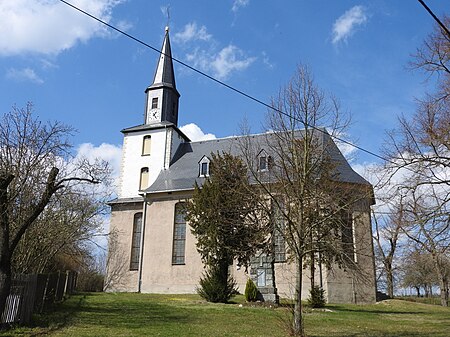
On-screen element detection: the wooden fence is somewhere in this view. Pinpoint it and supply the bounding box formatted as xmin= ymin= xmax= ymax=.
xmin=1 ymin=271 xmax=77 ymax=325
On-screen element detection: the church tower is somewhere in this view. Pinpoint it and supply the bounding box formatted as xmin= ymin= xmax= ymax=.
xmin=144 ymin=26 xmax=180 ymax=126
xmin=117 ymin=27 xmax=188 ymax=199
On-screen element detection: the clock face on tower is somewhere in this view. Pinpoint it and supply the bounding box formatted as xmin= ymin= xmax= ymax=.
xmin=147 ymin=109 xmax=160 ymax=123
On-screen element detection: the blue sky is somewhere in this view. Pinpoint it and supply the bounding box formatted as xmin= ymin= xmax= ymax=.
xmin=0 ymin=0 xmax=447 ymax=173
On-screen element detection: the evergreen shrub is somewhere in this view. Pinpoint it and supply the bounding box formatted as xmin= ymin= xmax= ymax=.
xmin=197 ymin=265 xmax=237 ymax=303
xmin=307 ymin=285 xmax=326 ymax=308
xmin=244 ymin=278 xmax=258 ymax=302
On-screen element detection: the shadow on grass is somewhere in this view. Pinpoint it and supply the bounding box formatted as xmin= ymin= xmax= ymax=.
xmin=19 ymin=293 xmax=89 ymax=335
xmin=324 ymin=305 xmax=426 ymax=315
xmin=3 ymin=292 xmax=191 ymax=335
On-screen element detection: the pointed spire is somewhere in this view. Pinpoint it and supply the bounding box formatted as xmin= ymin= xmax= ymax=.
xmin=151 ymin=26 xmax=176 ymax=89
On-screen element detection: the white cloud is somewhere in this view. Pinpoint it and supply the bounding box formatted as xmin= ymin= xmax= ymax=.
xmin=211 ymin=45 xmax=256 ymax=79
xmin=0 ymin=0 xmax=125 ymax=56
xmin=76 ymin=142 xmax=122 ymax=181
xmin=332 ymin=5 xmax=367 ymax=44
xmin=232 ymin=0 xmax=250 ymax=12
xmin=180 ymin=123 xmax=216 ymax=141
xmin=6 ymin=68 xmax=44 ymax=84
xmin=186 ymin=45 xmax=255 ymax=80
xmin=335 ymin=138 xmax=358 ymax=161
xmin=174 ymin=22 xmax=212 ymax=44
xmin=175 ymin=22 xmax=255 ymax=80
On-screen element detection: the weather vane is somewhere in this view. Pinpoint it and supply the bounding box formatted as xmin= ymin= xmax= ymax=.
xmin=166 ymin=5 xmax=171 ymax=29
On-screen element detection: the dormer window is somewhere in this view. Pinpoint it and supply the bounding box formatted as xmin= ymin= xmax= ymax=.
xmin=258 ymin=150 xmax=270 ymax=172
xmin=199 ymin=156 xmax=210 ymax=177
xmin=259 ymin=156 xmax=267 ymax=171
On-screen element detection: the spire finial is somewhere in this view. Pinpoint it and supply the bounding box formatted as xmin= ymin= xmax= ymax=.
xmin=165 ymin=5 xmax=171 ymax=31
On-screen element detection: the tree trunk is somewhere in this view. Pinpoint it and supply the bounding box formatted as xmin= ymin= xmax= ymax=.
xmin=439 ymin=277 xmax=449 ymax=307
xmin=0 ymin=174 xmax=13 ymax=316
xmin=386 ymin=265 xmax=394 ymax=298
xmin=293 ymin=256 xmax=305 ymax=336
xmin=310 ymin=250 xmax=315 ymax=290
xmin=0 ymin=256 xmax=12 ymax=318
xmin=415 ymin=286 xmax=420 ymax=297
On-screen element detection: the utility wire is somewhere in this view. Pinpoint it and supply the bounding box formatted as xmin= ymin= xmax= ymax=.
xmin=418 ymin=0 xmax=450 ymax=38
xmin=58 ymin=0 xmax=392 ymax=164
xmin=58 ymin=0 xmax=448 ymax=173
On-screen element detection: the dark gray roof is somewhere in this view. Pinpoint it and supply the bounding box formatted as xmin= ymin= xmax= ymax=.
xmin=147 ymin=27 xmax=178 ymax=92
xmin=144 ymin=130 xmax=371 ymax=194
xmin=108 ymin=196 xmax=144 ymax=205
xmin=121 ymin=122 xmax=190 ymax=141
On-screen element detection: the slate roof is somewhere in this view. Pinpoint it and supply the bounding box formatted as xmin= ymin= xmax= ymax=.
xmin=147 ymin=27 xmax=178 ymax=92
xmin=121 ymin=121 xmax=190 ymax=141
xmin=143 ymin=129 xmax=371 ymax=195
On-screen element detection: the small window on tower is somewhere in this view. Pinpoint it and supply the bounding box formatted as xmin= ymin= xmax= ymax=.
xmin=151 ymin=97 xmax=158 ymax=109
xmin=139 ymin=167 xmax=149 ymax=190
xmin=142 ymin=136 xmax=151 ymax=156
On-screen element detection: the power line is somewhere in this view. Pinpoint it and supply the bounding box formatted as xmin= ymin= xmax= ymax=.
xmin=418 ymin=0 xmax=450 ymax=38
xmin=58 ymin=0 xmax=392 ymax=164
xmin=59 ymin=0 xmax=450 ymax=174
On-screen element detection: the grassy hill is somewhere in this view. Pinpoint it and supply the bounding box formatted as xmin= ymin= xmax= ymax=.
xmin=2 ymin=293 xmax=449 ymax=336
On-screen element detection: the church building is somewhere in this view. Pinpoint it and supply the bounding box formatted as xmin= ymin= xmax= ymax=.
xmin=107 ymin=27 xmax=377 ymax=303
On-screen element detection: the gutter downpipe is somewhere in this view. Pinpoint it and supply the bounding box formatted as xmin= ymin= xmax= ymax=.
xmin=138 ymin=192 xmax=148 ymax=293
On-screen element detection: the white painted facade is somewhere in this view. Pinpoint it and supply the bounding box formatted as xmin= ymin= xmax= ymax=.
xmin=119 ymin=129 xmax=173 ymax=198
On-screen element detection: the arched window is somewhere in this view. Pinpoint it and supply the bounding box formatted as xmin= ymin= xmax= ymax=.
xmin=140 ymin=167 xmax=149 ymax=190
xmin=142 ymin=135 xmax=151 ymax=156
xmin=172 ymin=203 xmax=186 ymax=265
xmin=130 ymin=212 xmax=143 ymax=270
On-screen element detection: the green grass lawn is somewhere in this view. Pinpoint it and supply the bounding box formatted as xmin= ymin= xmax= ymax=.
xmin=2 ymin=293 xmax=449 ymax=337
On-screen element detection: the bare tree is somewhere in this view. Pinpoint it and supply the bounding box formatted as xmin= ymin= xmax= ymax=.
xmin=12 ymin=191 xmax=108 ymax=274
xmin=401 ymin=249 xmax=439 ymax=297
xmin=0 ymin=103 xmax=110 ymax=313
xmin=372 ymin=195 xmax=405 ymax=298
xmin=382 ymin=14 xmax=450 ymax=307
xmin=240 ymin=65 xmax=372 ymax=336
xmin=401 ymin=187 xmax=450 ymax=306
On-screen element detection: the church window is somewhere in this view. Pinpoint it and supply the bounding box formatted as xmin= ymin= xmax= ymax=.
xmin=341 ymin=210 xmax=356 ymax=262
xmin=142 ymin=136 xmax=151 ymax=156
xmin=151 ymin=97 xmax=158 ymax=109
xmin=172 ymin=203 xmax=186 ymax=265
xmin=139 ymin=167 xmax=149 ymax=190
xmin=273 ymin=200 xmax=286 ymax=262
xmin=198 ymin=156 xmax=210 ymax=177
xmin=130 ymin=212 xmax=143 ymax=270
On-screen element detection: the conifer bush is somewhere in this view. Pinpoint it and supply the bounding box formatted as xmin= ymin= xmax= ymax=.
xmin=244 ymin=278 xmax=259 ymax=302
xmin=307 ymin=285 xmax=326 ymax=308
xmin=197 ymin=264 xmax=237 ymax=303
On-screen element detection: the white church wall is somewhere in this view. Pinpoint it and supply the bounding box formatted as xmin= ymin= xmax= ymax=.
xmin=119 ymin=129 xmax=168 ymax=198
